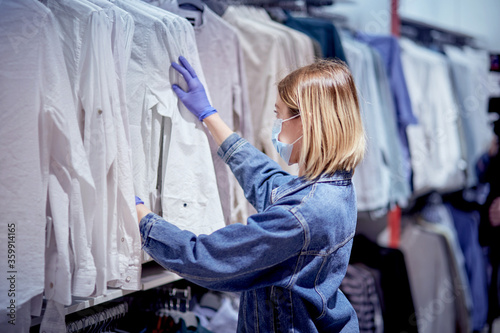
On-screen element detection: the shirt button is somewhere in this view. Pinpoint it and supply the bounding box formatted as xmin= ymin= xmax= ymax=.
xmin=125 ymin=276 xmax=131 ymax=283
xmin=98 ymin=109 xmax=103 ymax=115
xmin=50 ymin=282 xmax=54 ymax=289
xmin=121 ymin=237 xmax=125 ymax=242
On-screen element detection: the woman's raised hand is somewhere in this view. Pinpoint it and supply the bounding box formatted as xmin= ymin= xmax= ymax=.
xmin=171 ymin=56 xmax=217 ymax=121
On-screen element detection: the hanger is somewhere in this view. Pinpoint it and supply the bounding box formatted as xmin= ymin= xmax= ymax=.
xmin=101 ymin=307 xmax=115 ymax=333
xmin=90 ymin=312 xmax=106 ymax=333
xmin=177 ymin=0 xmax=204 ymax=12
xmin=65 ymin=302 xmax=129 ymax=333
xmin=266 ymin=7 xmax=287 ymax=23
xmin=155 ymin=287 xmax=199 ymax=329
xmin=201 ymin=0 xmax=227 ymax=16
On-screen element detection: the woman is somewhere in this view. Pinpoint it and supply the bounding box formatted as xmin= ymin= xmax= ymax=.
xmin=136 ymin=56 xmax=365 ymax=332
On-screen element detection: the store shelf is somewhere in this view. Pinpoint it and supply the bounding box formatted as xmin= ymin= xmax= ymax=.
xmin=141 ymin=263 xmax=182 ymax=290
xmin=31 ymin=263 xmax=182 ymax=327
xmin=67 ymin=289 xmax=135 ymax=315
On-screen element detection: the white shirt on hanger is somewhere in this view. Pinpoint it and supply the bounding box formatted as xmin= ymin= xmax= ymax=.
xmin=46 ymin=0 xmax=119 ymax=298
xmin=250 ymin=6 xmax=315 ymax=69
xmin=87 ymin=0 xmax=142 ymax=291
xmin=0 ymin=0 xmax=96 ymax=327
xmin=153 ymin=4 xmax=227 ymax=235
xmin=223 ymin=6 xmax=299 ymax=175
xmin=112 ymin=0 xmax=225 ymax=235
xmin=444 ymin=45 xmax=493 ymax=188
xmin=154 ymin=1 xmax=254 ymax=226
xmin=400 ymin=38 xmax=466 ymax=195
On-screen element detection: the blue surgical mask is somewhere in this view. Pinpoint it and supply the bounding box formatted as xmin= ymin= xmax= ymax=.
xmin=272 ymin=114 xmax=302 ymax=165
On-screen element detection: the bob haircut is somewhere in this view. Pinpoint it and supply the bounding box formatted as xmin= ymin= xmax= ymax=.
xmin=277 ymin=59 xmax=365 ymax=180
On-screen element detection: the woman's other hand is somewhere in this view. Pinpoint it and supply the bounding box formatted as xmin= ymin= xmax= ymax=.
xmin=135 ymin=196 xmax=152 ymax=223
xmin=489 ymin=197 xmax=500 ymax=227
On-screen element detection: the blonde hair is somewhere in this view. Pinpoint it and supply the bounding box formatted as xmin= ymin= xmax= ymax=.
xmin=278 ymin=59 xmax=365 ymax=180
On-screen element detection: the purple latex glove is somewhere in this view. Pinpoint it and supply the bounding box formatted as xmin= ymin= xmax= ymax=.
xmin=171 ymin=56 xmax=217 ymax=121
xmin=135 ymin=196 xmax=144 ymax=206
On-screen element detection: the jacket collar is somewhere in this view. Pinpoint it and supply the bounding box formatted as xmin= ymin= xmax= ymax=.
xmin=271 ymin=170 xmax=353 ymax=204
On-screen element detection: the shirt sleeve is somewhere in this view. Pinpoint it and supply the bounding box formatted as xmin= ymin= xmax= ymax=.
xmin=139 ymin=205 xmax=304 ymax=292
xmin=217 ymin=133 xmax=295 ymax=213
xmin=232 ymin=30 xmax=254 ymax=145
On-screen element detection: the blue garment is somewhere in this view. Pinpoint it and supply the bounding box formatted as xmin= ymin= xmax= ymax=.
xmin=355 ymin=34 xmax=417 ymax=188
xmin=140 ymin=133 xmax=359 ymax=332
xmin=355 ymin=34 xmax=417 ymax=129
xmin=370 ymin=47 xmax=411 ymax=207
xmin=284 ymin=13 xmax=347 ymax=63
xmin=446 ymin=203 xmax=488 ymax=331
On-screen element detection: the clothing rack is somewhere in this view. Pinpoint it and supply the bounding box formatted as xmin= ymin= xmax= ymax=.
xmin=400 ymin=16 xmax=476 ymax=48
xmin=258 ymin=0 xmax=351 ymax=26
xmin=65 ymin=302 xmax=128 ymax=333
xmin=201 ymin=0 xmax=349 ymax=20
xmin=309 ymin=10 xmax=351 ymax=29
xmin=224 ymin=0 xmax=334 ymax=6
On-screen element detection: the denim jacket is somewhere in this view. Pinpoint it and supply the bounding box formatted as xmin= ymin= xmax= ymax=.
xmin=140 ymin=133 xmax=359 ymax=332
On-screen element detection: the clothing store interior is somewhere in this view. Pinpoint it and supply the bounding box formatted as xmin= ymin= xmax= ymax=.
xmin=1 ymin=0 xmax=500 ymax=332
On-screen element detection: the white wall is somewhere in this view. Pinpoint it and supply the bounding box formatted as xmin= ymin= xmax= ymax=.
xmin=399 ymin=0 xmax=500 ymax=52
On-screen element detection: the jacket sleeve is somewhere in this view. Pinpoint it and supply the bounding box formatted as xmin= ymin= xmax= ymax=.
xmin=139 ymin=206 xmax=305 ymax=292
xmin=217 ymin=133 xmax=295 ymax=213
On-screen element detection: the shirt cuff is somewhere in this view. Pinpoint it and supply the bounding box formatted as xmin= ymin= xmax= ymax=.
xmin=118 ymin=265 xmax=141 ymax=291
xmin=217 ymin=133 xmax=248 ymax=163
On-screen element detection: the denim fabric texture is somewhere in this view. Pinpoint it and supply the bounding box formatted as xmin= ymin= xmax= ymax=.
xmin=140 ymin=133 xmax=359 ymax=332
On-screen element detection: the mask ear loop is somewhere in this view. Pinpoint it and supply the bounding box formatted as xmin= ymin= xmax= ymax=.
xmin=282 ymin=113 xmax=301 ymax=122
xmin=290 ymin=135 xmax=303 ymax=145
xmin=283 ymin=113 xmax=302 ymax=145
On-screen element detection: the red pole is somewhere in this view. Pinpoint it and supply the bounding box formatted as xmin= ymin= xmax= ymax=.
xmin=391 ymin=0 xmax=400 ymax=37
xmin=388 ymin=205 xmax=401 ymax=248
xmin=387 ymin=0 xmax=402 ymax=249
